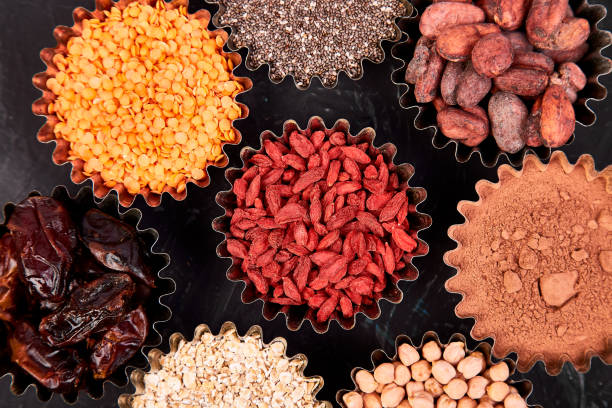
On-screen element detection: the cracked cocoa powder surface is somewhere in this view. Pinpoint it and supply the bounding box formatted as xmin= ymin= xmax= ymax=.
xmin=447 ymin=157 xmax=611 ymax=373
xmin=214 ymin=0 xmax=407 ymax=88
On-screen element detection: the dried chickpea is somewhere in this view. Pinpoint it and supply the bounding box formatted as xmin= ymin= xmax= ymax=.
xmin=364 ymin=392 xmax=383 ymax=408
xmin=467 ymin=376 xmax=489 ymax=399
xmin=503 ymin=393 xmax=528 ymax=408
xmin=411 ymin=391 xmax=434 ymax=408
xmin=457 ymin=397 xmax=477 ymax=408
xmin=437 ymin=394 xmax=458 ymax=408
xmin=487 ymin=382 xmax=510 ymax=402
xmin=381 ymin=384 xmax=406 ymax=407
xmin=488 ymin=362 xmax=510 ymax=382
xmin=424 ymin=377 xmax=444 ymax=397
xmin=356 ymin=370 xmax=379 ymax=394
xmin=406 ymin=381 xmax=425 ymax=398
xmin=443 ymin=342 xmax=466 ymax=365
xmin=444 ymin=378 xmax=468 ymax=400
xmin=398 ymin=344 xmax=420 ymax=366
xmin=411 ymin=360 xmax=432 ymax=382
xmin=457 ymin=355 xmax=485 ymax=379
xmin=394 ymin=362 xmax=412 ymax=386
xmin=374 ymin=363 xmax=396 ymax=385
xmin=344 ymin=391 xmax=364 ymax=408
xmin=432 ymin=360 xmax=457 ymax=385
xmin=422 ymin=341 xmax=442 ymax=362
xmin=47 ymin=0 xmax=245 ymax=196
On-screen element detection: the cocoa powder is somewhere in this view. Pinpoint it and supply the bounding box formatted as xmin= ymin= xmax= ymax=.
xmin=447 ymin=154 xmax=611 ymax=373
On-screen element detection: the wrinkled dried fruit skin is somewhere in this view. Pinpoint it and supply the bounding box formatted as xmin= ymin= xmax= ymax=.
xmin=81 ymin=209 xmax=156 ymax=287
xmin=415 ymin=47 xmax=446 ymax=103
xmin=9 ymin=321 xmax=86 ymax=393
xmin=437 ymin=107 xmax=489 ymax=145
xmin=504 ymin=31 xmax=534 ymax=53
xmin=90 ymin=307 xmax=148 ymax=380
xmin=7 ymin=197 xmax=77 ymax=302
xmin=526 ymin=0 xmax=569 ymax=46
xmin=488 ymin=91 xmax=528 ymax=153
xmin=457 ymin=62 xmax=492 ymax=108
xmin=513 ymin=52 xmax=555 ymax=75
xmin=540 ymin=84 xmax=575 ymax=147
xmin=522 ymin=97 xmax=544 ymax=147
xmin=436 ymin=23 xmax=500 ymax=61
xmin=39 ymin=273 xmax=135 ymax=347
xmin=441 ymin=61 xmax=464 ymax=105
xmin=0 ymin=235 xmax=22 ymax=321
xmin=493 ymin=0 xmax=530 ymax=30
xmin=541 ymin=42 xmax=588 ymax=63
xmin=405 ymin=37 xmax=435 ymax=84
xmin=494 ymin=67 xmax=550 ymax=97
xmin=472 ymin=33 xmax=514 ymax=78
xmin=419 ymin=2 xmax=486 ymax=38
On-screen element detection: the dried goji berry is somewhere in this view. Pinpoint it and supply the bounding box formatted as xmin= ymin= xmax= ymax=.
xmin=316 ymin=295 xmax=338 ymax=322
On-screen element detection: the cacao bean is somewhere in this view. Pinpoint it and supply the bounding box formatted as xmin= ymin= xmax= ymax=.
xmin=441 ymin=61 xmax=464 ymax=105
xmin=513 ymin=52 xmax=555 ymax=75
xmin=462 ymin=106 xmax=491 ymax=146
xmin=538 ymin=18 xmax=590 ymax=51
xmin=475 ymin=0 xmax=496 ymax=21
xmin=522 ymin=97 xmax=544 ymax=147
xmin=436 ymin=23 xmax=500 ymax=62
xmin=504 ymin=31 xmax=534 ymax=53
xmin=488 ymin=91 xmax=528 ymax=153
xmin=540 ymin=84 xmax=575 ymax=147
xmin=494 ymin=68 xmax=549 ymax=97
xmin=437 ymin=107 xmax=489 ymax=146
xmin=541 ymin=42 xmax=588 ymax=63
xmin=419 ymin=2 xmax=485 ymax=39
xmin=526 ymin=0 xmax=568 ymax=46
xmin=549 ymin=62 xmax=587 ymax=103
xmin=405 ymin=37 xmax=435 ymax=84
xmin=415 ymin=47 xmax=446 ymax=103
xmin=472 ymin=33 xmax=514 ymax=78
xmin=457 ymin=62 xmax=492 ymax=108
xmin=493 ymin=0 xmax=530 ymax=31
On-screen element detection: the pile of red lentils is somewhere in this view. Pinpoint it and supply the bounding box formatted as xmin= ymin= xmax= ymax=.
xmin=45 ymin=1 xmax=245 ymax=195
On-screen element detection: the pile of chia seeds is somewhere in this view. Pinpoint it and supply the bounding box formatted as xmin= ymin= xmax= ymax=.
xmin=214 ymin=0 xmax=407 ymax=88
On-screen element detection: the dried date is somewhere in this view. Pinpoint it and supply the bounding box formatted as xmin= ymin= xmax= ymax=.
xmin=0 ymin=235 xmax=22 ymax=322
xmin=7 ymin=197 xmax=77 ymax=302
xmin=39 ymin=273 xmax=135 ymax=347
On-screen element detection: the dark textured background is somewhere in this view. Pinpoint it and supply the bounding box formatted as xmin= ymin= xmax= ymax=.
xmin=0 ymin=0 xmax=610 ymax=407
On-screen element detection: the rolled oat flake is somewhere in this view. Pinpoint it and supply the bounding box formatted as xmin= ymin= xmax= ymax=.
xmin=214 ymin=0 xmax=407 ymax=88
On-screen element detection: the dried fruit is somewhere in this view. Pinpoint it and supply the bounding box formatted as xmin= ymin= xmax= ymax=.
xmin=225 ymin=126 xmax=423 ymax=324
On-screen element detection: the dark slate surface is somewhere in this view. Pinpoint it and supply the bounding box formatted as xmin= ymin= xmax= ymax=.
xmin=0 ymin=0 xmax=610 ymax=407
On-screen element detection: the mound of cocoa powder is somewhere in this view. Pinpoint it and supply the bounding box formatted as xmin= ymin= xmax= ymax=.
xmin=447 ymin=155 xmax=611 ymax=373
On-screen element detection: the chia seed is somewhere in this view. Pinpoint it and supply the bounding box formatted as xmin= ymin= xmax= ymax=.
xmin=213 ymin=0 xmax=407 ymax=88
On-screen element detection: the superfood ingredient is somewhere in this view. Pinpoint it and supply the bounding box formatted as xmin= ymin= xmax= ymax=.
xmin=1 ymin=195 xmax=156 ymax=392
xmin=223 ymin=124 xmax=424 ymax=326
xmin=45 ymin=1 xmax=245 ymax=196
xmin=213 ymin=0 xmax=407 ymax=88
xmin=404 ymin=0 xmax=591 ymax=153
xmin=341 ymin=339 xmax=529 ymax=408
xmin=446 ymin=152 xmax=612 ymax=374
xmin=130 ymin=325 xmax=327 ymax=408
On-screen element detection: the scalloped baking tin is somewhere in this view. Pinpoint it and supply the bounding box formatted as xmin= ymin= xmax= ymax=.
xmin=0 ymin=185 xmax=174 ymax=403
xmin=32 ymin=0 xmax=253 ymax=208
xmin=390 ymin=0 xmax=612 ymax=167
xmin=118 ymin=321 xmax=332 ymax=408
xmin=336 ymin=331 xmax=543 ymax=408
xmin=206 ymin=0 xmax=412 ymax=90
xmin=213 ymin=116 xmax=431 ymax=333
xmin=444 ymin=151 xmax=611 ymax=375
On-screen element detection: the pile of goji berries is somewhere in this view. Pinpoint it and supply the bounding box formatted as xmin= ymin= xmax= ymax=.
xmin=224 ymin=126 xmax=420 ymax=324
